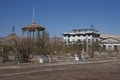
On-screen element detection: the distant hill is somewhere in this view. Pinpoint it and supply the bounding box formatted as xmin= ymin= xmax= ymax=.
xmin=0 ymin=37 xmax=4 ymax=40
xmin=0 ymin=33 xmax=21 ymax=46
xmin=4 ymin=33 xmax=20 ymax=41
xmin=49 ymin=36 xmax=63 ymax=44
xmin=100 ymin=34 xmax=120 ymax=40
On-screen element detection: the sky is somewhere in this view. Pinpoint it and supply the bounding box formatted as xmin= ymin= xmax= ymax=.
xmin=0 ymin=0 xmax=120 ymax=37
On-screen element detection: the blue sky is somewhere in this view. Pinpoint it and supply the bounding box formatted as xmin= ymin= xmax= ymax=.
xmin=0 ymin=0 xmax=120 ymax=37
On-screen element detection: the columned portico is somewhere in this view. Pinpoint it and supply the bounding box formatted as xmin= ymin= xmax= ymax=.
xmin=101 ymin=38 xmax=120 ymax=51
xmin=21 ymin=22 xmax=45 ymax=42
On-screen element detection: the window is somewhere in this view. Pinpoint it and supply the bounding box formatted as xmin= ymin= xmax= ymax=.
xmin=77 ymin=39 xmax=81 ymax=43
xmin=77 ymin=34 xmax=80 ymax=37
xmin=103 ymin=45 xmax=106 ymax=50
xmin=68 ymin=39 xmax=70 ymax=43
xmin=88 ymin=39 xmax=90 ymax=43
xmin=88 ymin=34 xmax=91 ymax=36
xmin=72 ymin=39 xmax=75 ymax=43
xmin=114 ymin=45 xmax=118 ymax=51
xmin=96 ymin=39 xmax=98 ymax=42
xmin=72 ymin=35 xmax=75 ymax=37
xmin=83 ymin=34 xmax=86 ymax=37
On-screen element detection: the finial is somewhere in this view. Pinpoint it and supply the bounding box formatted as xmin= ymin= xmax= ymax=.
xmin=91 ymin=24 xmax=94 ymax=29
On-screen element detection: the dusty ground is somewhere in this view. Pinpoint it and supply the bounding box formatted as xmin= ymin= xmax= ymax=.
xmin=0 ymin=60 xmax=120 ymax=80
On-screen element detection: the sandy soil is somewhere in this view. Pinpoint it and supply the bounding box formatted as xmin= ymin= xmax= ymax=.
xmin=0 ymin=61 xmax=120 ymax=80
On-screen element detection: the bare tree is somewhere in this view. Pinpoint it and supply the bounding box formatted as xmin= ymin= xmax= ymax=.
xmin=14 ymin=31 xmax=50 ymax=62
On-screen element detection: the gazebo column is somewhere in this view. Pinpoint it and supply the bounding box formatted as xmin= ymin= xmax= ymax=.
xmin=36 ymin=29 xmax=39 ymax=48
xmin=42 ymin=30 xmax=45 ymax=49
xmin=27 ymin=30 xmax=29 ymax=39
xmin=22 ymin=30 xmax=25 ymax=38
xmin=37 ymin=29 xmax=40 ymax=40
xmin=32 ymin=30 xmax=35 ymax=41
xmin=42 ymin=30 xmax=45 ymax=39
xmin=29 ymin=30 xmax=31 ymax=39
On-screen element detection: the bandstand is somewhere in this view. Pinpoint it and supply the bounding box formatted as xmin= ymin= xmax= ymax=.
xmin=21 ymin=21 xmax=45 ymax=41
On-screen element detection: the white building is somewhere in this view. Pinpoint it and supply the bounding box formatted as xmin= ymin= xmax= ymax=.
xmin=63 ymin=28 xmax=100 ymax=44
xmin=101 ymin=37 xmax=120 ymax=51
xmin=63 ymin=27 xmax=120 ymax=52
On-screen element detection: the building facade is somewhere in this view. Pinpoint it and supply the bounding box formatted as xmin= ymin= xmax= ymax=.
xmin=101 ymin=38 xmax=120 ymax=52
xmin=63 ymin=27 xmax=120 ymax=52
xmin=63 ymin=28 xmax=100 ymax=45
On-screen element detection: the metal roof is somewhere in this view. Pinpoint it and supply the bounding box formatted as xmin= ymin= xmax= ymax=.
xmin=22 ymin=22 xmax=45 ymax=31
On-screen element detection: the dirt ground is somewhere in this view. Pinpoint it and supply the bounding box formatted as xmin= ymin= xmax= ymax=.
xmin=0 ymin=61 xmax=120 ymax=80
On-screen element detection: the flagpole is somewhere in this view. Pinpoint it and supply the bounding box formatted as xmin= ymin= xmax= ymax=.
xmin=32 ymin=0 xmax=35 ymax=23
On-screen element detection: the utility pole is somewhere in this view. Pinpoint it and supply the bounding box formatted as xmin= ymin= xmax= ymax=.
xmin=12 ymin=25 xmax=15 ymax=40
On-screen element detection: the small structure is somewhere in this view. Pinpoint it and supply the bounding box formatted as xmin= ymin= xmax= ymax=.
xmin=0 ymin=33 xmax=21 ymax=46
xmin=100 ymin=37 xmax=120 ymax=51
xmin=19 ymin=5 xmax=47 ymax=63
xmin=0 ymin=33 xmax=21 ymax=62
xmin=20 ymin=20 xmax=46 ymax=62
xmin=21 ymin=21 xmax=45 ymax=41
xmin=21 ymin=5 xmax=45 ymax=41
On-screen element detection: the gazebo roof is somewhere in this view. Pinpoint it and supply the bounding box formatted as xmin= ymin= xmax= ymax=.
xmin=22 ymin=22 xmax=45 ymax=31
